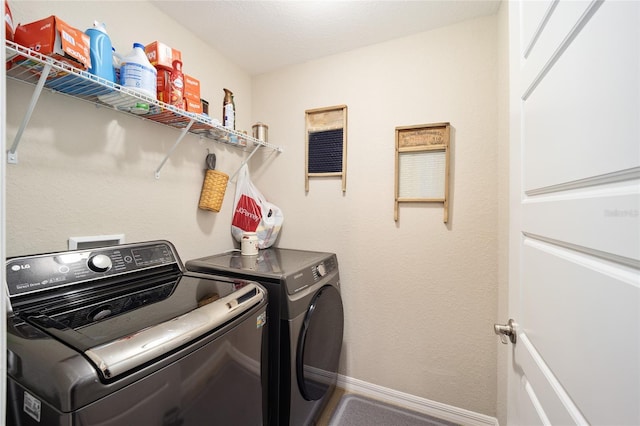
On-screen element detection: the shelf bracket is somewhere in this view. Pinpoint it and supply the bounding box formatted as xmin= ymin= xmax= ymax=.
xmin=154 ymin=119 xmax=195 ymax=179
xmin=229 ymin=143 xmax=263 ymax=182
xmin=7 ymin=63 xmax=52 ymax=164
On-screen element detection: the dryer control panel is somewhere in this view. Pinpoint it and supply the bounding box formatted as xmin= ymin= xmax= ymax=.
xmin=288 ymin=255 xmax=338 ymax=295
xmin=311 ymin=256 xmax=337 ymax=281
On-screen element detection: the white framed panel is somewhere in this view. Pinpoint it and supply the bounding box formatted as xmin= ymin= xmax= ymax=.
xmin=515 ymin=336 xmax=579 ymax=426
xmin=522 ymin=0 xmax=640 ymax=191
xmin=394 ymin=122 xmax=451 ymax=223
xmin=522 ymin=0 xmax=597 ymax=93
xmin=521 ymin=238 xmax=639 ymax=425
xmin=523 ymin=180 xmax=640 ymax=261
xmin=398 ymin=151 xmax=446 ymax=199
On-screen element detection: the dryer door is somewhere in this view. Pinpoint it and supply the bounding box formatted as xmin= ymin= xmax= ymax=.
xmin=296 ymin=285 xmax=344 ymax=401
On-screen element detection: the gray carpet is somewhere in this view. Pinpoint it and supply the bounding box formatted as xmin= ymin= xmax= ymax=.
xmin=328 ymin=394 xmax=460 ymax=426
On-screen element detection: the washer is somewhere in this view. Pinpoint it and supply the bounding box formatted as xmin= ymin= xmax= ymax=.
xmin=6 ymin=241 xmax=268 ymax=425
xmin=186 ymin=248 xmax=344 ymax=426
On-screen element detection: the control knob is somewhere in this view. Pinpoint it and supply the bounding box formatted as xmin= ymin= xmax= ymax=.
xmin=88 ymin=254 xmax=112 ymax=273
xmin=316 ymin=263 xmax=327 ymax=277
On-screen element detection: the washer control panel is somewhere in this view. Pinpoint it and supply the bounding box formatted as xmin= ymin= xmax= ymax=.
xmin=6 ymin=241 xmax=178 ymax=297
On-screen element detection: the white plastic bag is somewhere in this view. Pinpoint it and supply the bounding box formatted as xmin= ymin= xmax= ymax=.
xmin=231 ymin=165 xmax=284 ymax=249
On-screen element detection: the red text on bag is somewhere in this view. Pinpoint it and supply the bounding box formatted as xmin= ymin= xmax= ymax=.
xmin=232 ymin=195 xmax=261 ymax=232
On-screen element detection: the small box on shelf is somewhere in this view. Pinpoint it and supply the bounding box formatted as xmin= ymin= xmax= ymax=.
xmin=184 ymin=74 xmax=200 ymax=99
xmin=13 ymin=16 xmax=90 ymax=74
xmin=144 ymin=41 xmax=181 ymax=69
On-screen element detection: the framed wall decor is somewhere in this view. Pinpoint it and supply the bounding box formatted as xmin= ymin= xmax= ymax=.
xmin=394 ymin=122 xmax=451 ymax=223
xmin=305 ymin=105 xmax=348 ymax=192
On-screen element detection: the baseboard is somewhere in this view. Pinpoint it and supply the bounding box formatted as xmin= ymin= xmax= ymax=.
xmin=336 ymin=375 xmax=499 ymax=426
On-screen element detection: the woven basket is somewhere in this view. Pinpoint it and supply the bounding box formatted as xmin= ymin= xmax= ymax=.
xmin=198 ymin=169 xmax=229 ymax=212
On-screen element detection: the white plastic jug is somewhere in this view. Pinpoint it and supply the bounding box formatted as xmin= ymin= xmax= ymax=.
xmin=120 ymin=42 xmax=157 ymax=99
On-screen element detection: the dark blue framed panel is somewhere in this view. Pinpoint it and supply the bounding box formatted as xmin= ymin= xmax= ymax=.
xmin=305 ymin=105 xmax=347 ymax=192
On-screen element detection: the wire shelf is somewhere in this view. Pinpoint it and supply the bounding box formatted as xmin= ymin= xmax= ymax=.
xmin=5 ymin=40 xmax=283 ymax=175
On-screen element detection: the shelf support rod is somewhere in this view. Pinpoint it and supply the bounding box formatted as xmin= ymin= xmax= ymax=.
xmin=154 ymin=119 xmax=195 ymax=179
xmin=7 ymin=63 xmax=52 ymax=164
xmin=229 ymin=144 xmax=263 ymax=182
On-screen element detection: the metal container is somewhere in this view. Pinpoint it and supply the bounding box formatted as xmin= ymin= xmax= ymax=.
xmin=252 ymin=122 xmax=269 ymax=143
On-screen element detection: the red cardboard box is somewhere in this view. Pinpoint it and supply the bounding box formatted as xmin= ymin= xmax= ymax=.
xmin=145 ymin=41 xmax=181 ymax=69
xmin=13 ymin=16 xmax=90 ymax=70
xmin=184 ymin=74 xmax=200 ymax=100
xmin=185 ymin=97 xmax=203 ymax=114
xmin=184 ymin=74 xmax=202 ymax=114
xmin=183 ymin=74 xmax=202 ymax=113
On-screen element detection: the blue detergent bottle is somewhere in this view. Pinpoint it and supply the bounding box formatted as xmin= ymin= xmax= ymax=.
xmin=86 ymin=21 xmax=116 ymax=83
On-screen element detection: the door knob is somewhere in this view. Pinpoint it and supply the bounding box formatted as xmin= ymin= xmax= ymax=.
xmin=494 ymin=318 xmax=517 ymax=344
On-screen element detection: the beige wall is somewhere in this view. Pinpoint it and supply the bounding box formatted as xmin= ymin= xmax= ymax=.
xmin=5 ymin=1 xmax=502 ymax=418
xmin=6 ymin=1 xmax=252 ymax=259
xmin=252 ymin=16 xmax=500 ymax=416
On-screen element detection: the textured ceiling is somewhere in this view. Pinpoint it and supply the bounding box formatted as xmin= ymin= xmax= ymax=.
xmin=150 ymin=1 xmax=501 ymax=76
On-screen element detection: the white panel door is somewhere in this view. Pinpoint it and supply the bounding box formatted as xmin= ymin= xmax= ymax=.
xmin=504 ymin=0 xmax=640 ymax=425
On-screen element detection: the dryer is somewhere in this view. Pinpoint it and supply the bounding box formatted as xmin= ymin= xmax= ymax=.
xmin=186 ymin=248 xmax=344 ymax=426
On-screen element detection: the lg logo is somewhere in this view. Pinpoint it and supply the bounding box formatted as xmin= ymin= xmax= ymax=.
xmin=10 ymin=264 xmax=30 ymax=272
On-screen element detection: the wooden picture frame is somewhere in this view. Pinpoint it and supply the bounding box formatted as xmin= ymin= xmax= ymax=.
xmin=305 ymin=105 xmax=348 ymax=192
xmin=395 ymin=122 xmax=451 ymax=223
